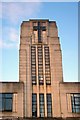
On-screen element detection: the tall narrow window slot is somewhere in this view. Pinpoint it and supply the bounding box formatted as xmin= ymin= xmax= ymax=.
xmin=38 ymin=46 xmax=44 ymax=85
xmin=47 ymin=94 xmax=52 ymax=117
xmin=31 ymin=46 xmax=36 ymax=85
xmin=32 ymin=94 xmax=37 ymax=117
xmin=0 ymin=94 xmax=2 ymax=111
xmin=39 ymin=94 xmax=45 ymax=117
xmin=44 ymin=46 xmax=51 ymax=85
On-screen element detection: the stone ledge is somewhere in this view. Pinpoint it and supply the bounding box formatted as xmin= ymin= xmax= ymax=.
xmin=0 ymin=117 xmax=80 ymax=120
xmin=24 ymin=118 xmax=80 ymax=120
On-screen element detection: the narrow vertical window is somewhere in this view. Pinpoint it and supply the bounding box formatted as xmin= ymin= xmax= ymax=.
xmin=32 ymin=94 xmax=37 ymax=117
xmin=44 ymin=46 xmax=51 ymax=85
xmin=0 ymin=93 xmax=13 ymax=112
xmin=39 ymin=94 xmax=45 ymax=117
xmin=0 ymin=94 xmax=2 ymax=111
xmin=47 ymin=94 xmax=52 ymax=117
xmin=38 ymin=46 xmax=44 ymax=85
xmin=31 ymin=46 xmax=36 ymax=85
xmin=71 ymin=94 xmax=80 ymax=113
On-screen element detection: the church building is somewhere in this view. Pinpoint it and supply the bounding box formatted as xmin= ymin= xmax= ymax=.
xmin=0 ymin=19 xmax=80 ymax=119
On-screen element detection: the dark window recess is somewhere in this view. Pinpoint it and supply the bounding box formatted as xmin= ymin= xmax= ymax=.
xmin=47 ymin=94 xmax=52 ymax=117
xmin=44 ymin=46 xmax=51 ymax=85
xmin=32 ymin=76 xmax=36 ymax=85
xmin=31 ymin=46 xmax=36 ymax=85
xmin=71 ymin=94 xmax=80 ymax=113
xmin=38 ymin=76 xmax=44 ymax=85
xmin=38 ymin=46 xmax=44 ymax=85
xmin=46 ymin=79 xmax=51 ymax=85
xmin=32 ymin=94 xmax=37 ymax=117
xmin=39 ymin=94 xmax=45 ymax=117
xmin=0 ymin=93 xmax=13 ymax=112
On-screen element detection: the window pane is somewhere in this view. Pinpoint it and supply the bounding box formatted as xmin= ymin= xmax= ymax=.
xmin=39 ymin=94 xmax=44 ymax=117
xmin=47 ymin=94 xmax=52 ymax=117
xmin=0 ymin=93 xmax=13 ymax=112
xmin=76 ymin=109 xmax=80 ymax=113
xmin=71 ymin=94 xmax=80 ymax=113
xmin=0 ymin=94 xmax=2 ymax=111
xmin=5 ymin=99 xmax=12 ymax=111
xmin=32 ymin=94 xmax=37 ymax=117
xmin=5 ymin=94 xmax=12 ymax=98
xmin=75 ymin=97 xmax=80 ymax=105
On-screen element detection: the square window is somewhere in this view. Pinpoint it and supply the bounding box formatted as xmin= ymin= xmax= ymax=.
xmin=0 ymin=93 xmax=13 ymax=112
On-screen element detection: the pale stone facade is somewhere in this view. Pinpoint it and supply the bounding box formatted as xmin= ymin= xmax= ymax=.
xmin=0 ymin=19 xmax=80 ymax=119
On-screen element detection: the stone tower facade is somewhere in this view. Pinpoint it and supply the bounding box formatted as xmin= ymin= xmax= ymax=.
xmin=19 ymin=19 xmax=63 ymax=118
xmin=0 ymin=19 xmax=80 ymax=119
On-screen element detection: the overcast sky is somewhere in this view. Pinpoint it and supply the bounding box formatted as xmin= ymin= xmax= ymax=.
xmin=0 ymin=2 xmax=78 ymax=82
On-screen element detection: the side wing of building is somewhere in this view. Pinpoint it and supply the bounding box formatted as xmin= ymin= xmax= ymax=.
xmin=0 ymin=82 xmax=24 ymax=118
xmin=60 ymin=82 xmax=80 ymax=118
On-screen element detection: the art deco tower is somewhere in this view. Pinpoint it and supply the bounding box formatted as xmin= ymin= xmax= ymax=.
xmin=19 ymin=19 xmax=63 ymax=118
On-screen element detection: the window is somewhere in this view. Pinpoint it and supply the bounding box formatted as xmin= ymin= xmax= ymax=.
xmin=0 ymin=93 xmax=13 ymax=112
xmin=71 ymin=94 xmax=80 ymax=113
xmin=0 ymin=94 xmax=2 ymax=111
xmin=32 ymin=76 xmax=36 ymax=84
xmin=44 ymin=46 xmax=51 ymax=85
xmin=31 ymin=46 xmax=36 ymax=85
xmin=32 ymin=94 xmax=37 ymax=117
xmin=47 ymin=94 xmax=52 ymax=117
xmin=38 ymin=46 xmax=44 ymax=85
xmin=39 ymin=94 xmax=45 ymax=117
xmin=38 ymin=75 xmax=44 ymax=85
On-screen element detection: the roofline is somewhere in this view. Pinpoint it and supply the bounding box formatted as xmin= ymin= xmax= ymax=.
xmin=60 ymin=82 xmax=80 ymax=84
xmin=29 ymin=19 xmax=49 ymax=21
xmin=0 ymin=82 xmax=23 ymax=84
xmin=22 ymin=19 xmax=56 ymax=23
